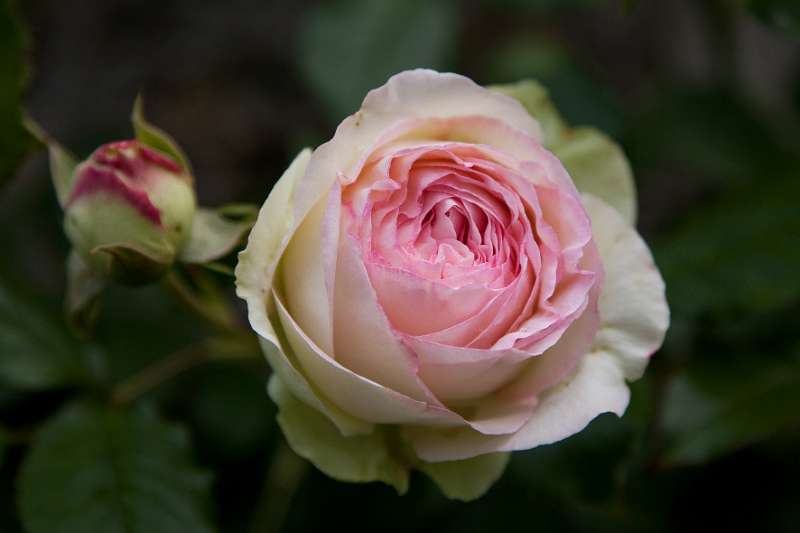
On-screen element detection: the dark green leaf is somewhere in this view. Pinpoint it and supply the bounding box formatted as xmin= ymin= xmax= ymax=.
xmin=0 ymin=1 xmax=37 ymax=188
xmin=656 ymin=172 xmax=800 ymax=320
xmin=662 ymin=355 xmax=800 ymax=466
xmin=300 ymin=0 xmax=458 ymax=121
xmin=18 ymin=402 xmax=214 ymax=533
xmin=748 ymin=0 xmax=800 ymax=34
xmin=0 ymin=280 xmax=87 ymax=390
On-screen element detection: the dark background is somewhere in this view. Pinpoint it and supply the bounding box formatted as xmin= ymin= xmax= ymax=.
xmin=1 ymin=0 xmax=799 ymax=532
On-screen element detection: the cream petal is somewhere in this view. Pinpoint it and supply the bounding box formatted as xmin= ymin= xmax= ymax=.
xmin=235 ymin=148 xmax=311 ymax=342
xmin=281 ymin=184 xmax=340 ymax=354
xmin=407 ymin=349 xmax=630 ymax=461
xmin=273 ymin=288 xmax=462 ymax=426
xmin=333 ymin=234 xmax=437 ymax=402
xmin=583 ymin=195 xmax=669 ymax=379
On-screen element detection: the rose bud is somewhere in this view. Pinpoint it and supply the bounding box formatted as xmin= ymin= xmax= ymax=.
xmin=64 ymin=140 xmax=196 ymax=284
xmin=236 ymin=70 xmax=669 ymax=500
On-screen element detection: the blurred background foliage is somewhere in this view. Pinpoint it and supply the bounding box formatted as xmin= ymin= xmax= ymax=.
xmin=1 ymin=0 xmax=799 ymax=531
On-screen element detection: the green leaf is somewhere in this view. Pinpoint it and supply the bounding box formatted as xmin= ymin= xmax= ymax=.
xmin=65 ymin=251 xmax=105 ymax=337
xmin=0 ymin=280 xmax=87 ymax=390
xmin=268 ymin=376 xmax=409 ymax=494
xmin=662 ymin=357 xmax=800 ymax=466
xmin=656 ymin=172 xmax=800 ymax=320
xmin=179 ymin=206 xmax=258 ymax=264
xmin=301 ymin=0 xmax=457 ymax=120
xmin=131 ymin=95 xmax=193 ymax=175
xmin=419 ymin=452 xmax=510 ymax=501
xmin=18 ymin=402 xmax=214 ymax=533
xmin=748 ymin=0 xmax=800 ymax=34
xmin=0 ymin=1 xmax=37 ymax=188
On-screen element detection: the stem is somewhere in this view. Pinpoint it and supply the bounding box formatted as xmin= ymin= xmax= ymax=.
xmin=111 ymin=342 xmax=209 ymax=405
xmin=163 ymin=269 xmax=240 ymax=335
xmin=248 ymin=441 xmax=309 ymax=533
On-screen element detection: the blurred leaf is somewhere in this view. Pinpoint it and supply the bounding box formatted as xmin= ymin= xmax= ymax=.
xmin=419 ymin=452 xmax=510 ymax=502
xmin=268 ymin=376 xmax=409 ymax=494
xmin=748 ymin=0 xmax=800 ymax=34
xmin=179 ymin=363 xmax=274 ymax=461
xmin=179 ymin=205 xmax=257 ymax=264
xmin=626 ymin=90 xmax=788 ymax=183
xmin=486 ymin=37 xmax=623 ymax=137
xmin=0 ymin=280 xmax=88 ymax=390
xmin=0 ymin=0 xmax=37 ymax=187
xmin=300 ymin=0 xmax=457 ymax=121
xmin=132 ymin=95 xmax=193 ymax=175
xmin=622 ymin=0 xmax=640 ymax=15
xmin=662 ymin=354 xmax=800 ymax=465
xmin=18 ymin=401 xmax=214 ymax=533
xmin=480 ymin=0 xmax=601 ymax=12
xmin=656 ymin=172 xmax=800 ymax=320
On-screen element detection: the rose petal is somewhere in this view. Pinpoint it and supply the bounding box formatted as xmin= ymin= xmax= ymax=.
xmin=583 ymin=194 xmax=669 ymax=379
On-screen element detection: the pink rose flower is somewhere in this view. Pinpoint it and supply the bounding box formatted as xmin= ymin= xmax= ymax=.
xmin=236 ymin=70 xmax=669 ymax=499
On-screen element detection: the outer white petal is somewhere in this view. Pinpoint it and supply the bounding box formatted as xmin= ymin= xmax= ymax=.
xmin=291 ymin=69 xmax=544 ymax=239
xmin=407 ymin=350 xmax=630 ymax=461
xmin=235 ymin=149 xmax=369 ymax=436
xmin=235 ymin=148 xmax=311 ymax=339
xmin=583 ymin=194 xmax=669 ymax=379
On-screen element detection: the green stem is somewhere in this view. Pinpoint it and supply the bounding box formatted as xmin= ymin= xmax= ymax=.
xmin=163 ymin=269 xmax=240 ymax=335
xmin=111 ymin=342 xmax=209 ymax=405
xmin=248 ymin=441 xmax=309 ymax=533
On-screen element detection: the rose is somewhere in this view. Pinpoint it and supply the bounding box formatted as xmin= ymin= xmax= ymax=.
xmin=64 ymin=139 xmax=196 ymax=284
xmin=236 ymin=70 xmax=668 ymax=500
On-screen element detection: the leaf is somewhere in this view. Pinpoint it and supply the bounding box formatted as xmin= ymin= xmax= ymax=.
xmin=65 ymin=251 xmax=105 ymax=336
xmin=662 ymin=357 xmax=800 ymax=466
xmin=300 ymin=0 xmax=457 ymax=120
xmin=656 ymin=172 xmax=800 ymax=320
xmin=131 ymin=95 xmax=193 ymax=175
xmin=0 ymin=1 xmax=37 ymax=189
xmin=268 ymin=376 xmax=409 ymax=494
xmin=18 ymin=401 xmax=214 ymax=533
xmin=0 ymin=280 xmax=87 ymax=390
xmin=179 ymin=206 xmax=258 ymax=264
xmin=748 ymin=0 xmax=800 ymax=34
xmin=419 ymin=452 xmax=510 ymax=501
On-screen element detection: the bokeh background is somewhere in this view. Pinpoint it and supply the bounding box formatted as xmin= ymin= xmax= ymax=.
xmin=1 ymin=0 xmax=799 ymax=532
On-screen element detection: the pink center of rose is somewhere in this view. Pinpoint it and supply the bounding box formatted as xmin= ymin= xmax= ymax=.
xmin=342 ymin=137 xmax=599 ymax=353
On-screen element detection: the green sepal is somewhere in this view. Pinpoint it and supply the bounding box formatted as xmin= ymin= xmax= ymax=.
xmin=91 ymin=241 xmax=174 ymax=286
xmin=418 ymin=452 xmax=510 ymax=502
xmin=268 ymin=376 xmax=410 ymax=494
xmin=65 ymin=250 xmax=105 ymax=337
xmin=179 ymin=205 xmax=259 ymax=264
xmin=131 ymin=94 xmax=193 ymax=176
